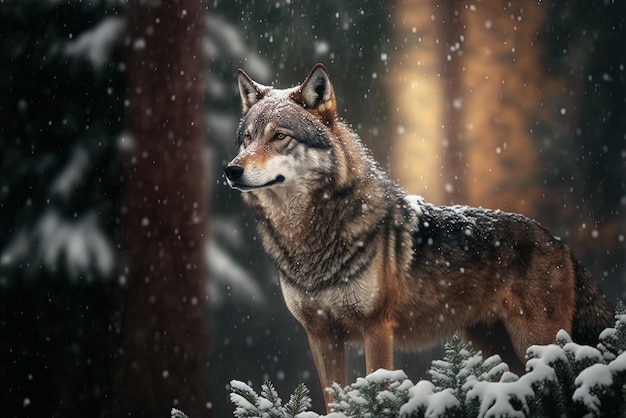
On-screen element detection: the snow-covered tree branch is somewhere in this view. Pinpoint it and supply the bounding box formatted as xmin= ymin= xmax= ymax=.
xmin=219 ymin=304 xmax=626 ymax=417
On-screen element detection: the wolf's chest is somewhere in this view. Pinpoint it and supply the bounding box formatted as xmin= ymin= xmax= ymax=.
xmin=280 ymin=266 xmax=380 ymax=327
xmin=258 ymin=218 xmax=380 ymax=291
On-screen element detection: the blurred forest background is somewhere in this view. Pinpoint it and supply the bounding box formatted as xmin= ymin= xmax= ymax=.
xmin=0 ymin=0 xmax=624 ymax=416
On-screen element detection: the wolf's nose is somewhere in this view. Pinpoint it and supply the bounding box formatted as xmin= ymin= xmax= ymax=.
xmin=224 ymin=165 xmax=244 ymax=181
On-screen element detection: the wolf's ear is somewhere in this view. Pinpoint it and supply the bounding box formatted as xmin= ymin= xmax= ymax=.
xmin=238 ymin=69 xmax=269 ymax=115
xmin=294 ymin=63 xmax=336 ymax=119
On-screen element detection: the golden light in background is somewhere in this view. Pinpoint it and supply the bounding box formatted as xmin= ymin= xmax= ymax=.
xmin=390 ymin=0 xmax=446 ymax=203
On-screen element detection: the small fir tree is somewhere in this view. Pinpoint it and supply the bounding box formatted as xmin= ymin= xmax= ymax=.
xmin=230 ymin=379 xmax=316 ymax=418
xmin=284 ymin=383 xmax=314 ymax=417
xmin=171 ymin=409 xmax=189 ymax=418
xmin=408 ymin=333 xmax=511 ymax=417
xmin=226 ymin=311 xmax=626 ymax=418
xmin=327 ymin=369 xmax=413 ymax=417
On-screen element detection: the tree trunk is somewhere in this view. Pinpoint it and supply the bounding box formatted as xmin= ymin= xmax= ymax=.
xmin=391 ymin=1 xmax=554 ymax=216
xmin=113 ymin=0 xmax=210 ymax=416
xmin=460 ymin=1 xmax=548 ymax=217
xmin=390 ymin=0 xmax=447 ymax=202
xmin=438 ymin=0 xmax=466 ymax=205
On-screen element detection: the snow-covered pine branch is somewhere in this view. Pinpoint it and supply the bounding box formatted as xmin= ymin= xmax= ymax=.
xmin=219 ymin=306 xmax=626 ymax=417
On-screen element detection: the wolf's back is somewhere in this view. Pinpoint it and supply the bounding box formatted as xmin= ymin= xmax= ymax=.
xmin=571 ymin=254 xmax=614 ymax=345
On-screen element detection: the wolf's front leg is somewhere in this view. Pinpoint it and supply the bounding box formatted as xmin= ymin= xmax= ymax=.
xmin=306 ymin=331 xmax=346 ymax=412
xmin=364 ymin=322 xmax=394 ymax=373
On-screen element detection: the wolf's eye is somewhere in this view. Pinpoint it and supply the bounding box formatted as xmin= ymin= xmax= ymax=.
xmin=274 ymin=132 xmax=286 ymax=141
xmin=242 ymin=133 xmax=252 ymax=147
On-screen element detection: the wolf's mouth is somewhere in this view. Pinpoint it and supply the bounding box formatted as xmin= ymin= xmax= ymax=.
xmin=228 ymin=175 xmax=285 ymax=191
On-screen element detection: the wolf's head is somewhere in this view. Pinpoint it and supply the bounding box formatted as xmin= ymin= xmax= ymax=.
xmin=224 ymin=64 xmax=341 ymax=193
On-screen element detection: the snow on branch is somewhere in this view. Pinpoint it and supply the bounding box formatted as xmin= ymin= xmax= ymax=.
xmin=172 ymin=305 xmax=626 ymax=417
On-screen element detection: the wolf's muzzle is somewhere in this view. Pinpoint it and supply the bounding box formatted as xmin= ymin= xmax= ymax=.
xmin=224 ymin=165 xmax=285 ymax=191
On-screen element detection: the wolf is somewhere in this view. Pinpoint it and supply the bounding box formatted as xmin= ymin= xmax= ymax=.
xmin=224 ymin=63 xmax=614 ymax=410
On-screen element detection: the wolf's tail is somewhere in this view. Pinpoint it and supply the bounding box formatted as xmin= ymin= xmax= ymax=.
xmin=571 ymin=254 xmax=614 ymax=345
